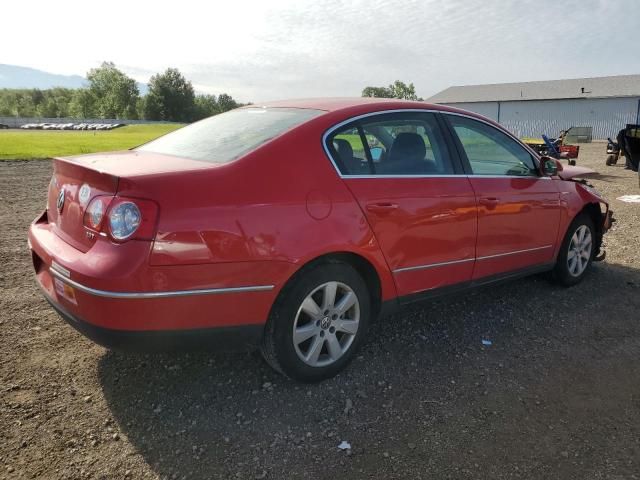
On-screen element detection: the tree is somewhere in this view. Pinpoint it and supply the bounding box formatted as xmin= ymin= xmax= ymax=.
xmin=388 ymin=80 xmax=420 ymax=100
xmin=193 ymin=94 xmax=218 ymax=121
xmin=191 ymin=93 xmax=240 ymax=121
xmin=135 ymin=96 xmax=147 ymax=122
xmin=361 ymin=80 xmax=422 ymax=101
xmin=87 ymin=62 xmax=139 ymax=119
xmin=216 ymin=93 xmax=239 ymax=113
xmin=143 ymin=68 xmax=195 ymax=122
xmin=362 ymin=86 xmax=392 ymax=98
xmin=0 ymin=88 xmax=77 ymax=118
xmin=69 ymin=89 xmax=97 ymax=118
xmin=38 ymin=87 xmax=74 ymax=117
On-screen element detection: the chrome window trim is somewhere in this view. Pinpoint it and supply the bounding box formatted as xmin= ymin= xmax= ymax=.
xmin=342 ymin=174 xmax=551 ymax=180
xmin=392 ymin=245 xmax=554 ymax=274
xmin=49 ymin=267 xmax=274 ymax=299
xmin=340 ymin=174 xmax=461 ymax=180
xmin=469 ymin=174 xmax=551 ymax=180
xmin=322 ymin=108 xmax=545 ymax=180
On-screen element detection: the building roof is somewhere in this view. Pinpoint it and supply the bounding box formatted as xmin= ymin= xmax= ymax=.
xmin=427 ymin=74 xmax=640 ymax=104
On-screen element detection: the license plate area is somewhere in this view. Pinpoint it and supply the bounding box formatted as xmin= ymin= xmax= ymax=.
xmin=54 ymin=278 xmax=78 ymax=305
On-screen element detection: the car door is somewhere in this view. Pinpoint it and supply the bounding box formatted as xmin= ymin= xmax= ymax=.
xmin=443 ymin=113 xmax=561 ymax=280
xmin=325 ymin=111 xmax=478 ymax=297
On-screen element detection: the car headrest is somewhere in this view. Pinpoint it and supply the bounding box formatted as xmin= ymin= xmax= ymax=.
xmin=333 ymin=138 xmax=354 ymax=160
xmin=388 ymin=132 xmax=426 ymax=163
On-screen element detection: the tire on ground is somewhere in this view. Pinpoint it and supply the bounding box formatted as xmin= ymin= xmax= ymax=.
xmin=261 ymin=262 xmax=370 ymax=382
xmin=552 ymin=213 xmax=596 ymax=287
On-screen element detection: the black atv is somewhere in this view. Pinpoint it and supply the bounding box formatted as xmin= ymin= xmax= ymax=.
xmin=606 ymin=125 xmax=640 ymax=172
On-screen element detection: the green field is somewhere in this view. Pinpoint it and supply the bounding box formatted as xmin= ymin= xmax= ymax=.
xmin=0 ymin=124 xmax=184 ymax=160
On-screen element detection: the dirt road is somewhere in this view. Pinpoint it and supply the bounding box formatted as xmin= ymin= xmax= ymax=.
xmin=1 ymin=144 xmax=639 ymax=479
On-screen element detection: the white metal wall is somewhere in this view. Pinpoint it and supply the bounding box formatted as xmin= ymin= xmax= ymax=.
xmin=444 ymin=102 xmax=500 ymax=121
xmin=443 ymin=97 xmax=640 ymax=139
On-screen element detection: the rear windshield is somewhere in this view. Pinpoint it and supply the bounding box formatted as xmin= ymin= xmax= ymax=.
xmin=136 ymin=107 xmax=324 ymax=163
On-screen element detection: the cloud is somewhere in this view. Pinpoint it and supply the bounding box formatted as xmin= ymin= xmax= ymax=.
xmin=3 ymin=0 xmax=640 ymax=102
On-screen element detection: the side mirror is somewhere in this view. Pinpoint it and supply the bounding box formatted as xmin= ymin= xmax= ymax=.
xmin=369 ymin=147 xmax=383 ymax=162
xmin=541 ymin=156 xmax=562 ymax=176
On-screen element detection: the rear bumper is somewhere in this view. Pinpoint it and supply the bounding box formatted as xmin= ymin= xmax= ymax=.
xmin=42 ymin=290 xmax=263 ymax=351
xmin=28 ymin=212 xmax=289 ymax=344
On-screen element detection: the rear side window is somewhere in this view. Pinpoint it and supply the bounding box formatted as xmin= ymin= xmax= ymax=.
xmin=327 ymin=112 xmax=454 ymax=176
xmin=446 ymin=115 xmax=538 ymax=176
xmin=137 ymin=107 xmax=323 ymax=163
xmin=331 ymin=127 xmax=369 ymax=174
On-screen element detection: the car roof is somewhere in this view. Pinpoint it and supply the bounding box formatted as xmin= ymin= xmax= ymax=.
xmin=247 ymin=98 xmax=494 ymax=127
xmin=250 ymin=97 xmax=451 ymax=113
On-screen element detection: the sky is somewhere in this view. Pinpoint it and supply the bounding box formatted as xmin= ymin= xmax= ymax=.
xmin=3 ymin=0 xmax=640 ymax=102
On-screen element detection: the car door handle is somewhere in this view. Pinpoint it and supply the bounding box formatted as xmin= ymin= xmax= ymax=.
xmin=366 ymin=202 xmax=399 ymax=214
xmin=479 ymin=197 xmax=499 ymax=206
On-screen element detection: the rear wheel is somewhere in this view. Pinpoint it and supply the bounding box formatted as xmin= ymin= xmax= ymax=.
xmin=552 ymin=214 xmax=595 ymax=286
xmin=261 ymin=263 xmax=370 ymax=382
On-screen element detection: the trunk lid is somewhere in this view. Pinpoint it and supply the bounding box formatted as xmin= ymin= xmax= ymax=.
xmin=61 ymin=150 xmax=218 ymax=177
xmin=48 ymin=158 xmax=119 ymax=252
xmin=48 ymin=151 xmax=212 ymax=251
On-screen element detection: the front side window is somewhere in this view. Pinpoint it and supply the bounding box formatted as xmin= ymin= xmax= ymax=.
xmin=327 ymin=112 xmax=454 ymax=176
xmin=137 ymin=107 xmax=324 ymax=163
xmin=446 ymin=115 xmax=538 ymax=176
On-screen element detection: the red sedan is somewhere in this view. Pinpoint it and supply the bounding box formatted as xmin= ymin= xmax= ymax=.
xmin=29 ymin=98 xmax=614 ymax=382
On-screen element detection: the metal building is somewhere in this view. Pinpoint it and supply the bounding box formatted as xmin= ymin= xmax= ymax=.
xmin=427 ymin=75 xmax=640 ymax=140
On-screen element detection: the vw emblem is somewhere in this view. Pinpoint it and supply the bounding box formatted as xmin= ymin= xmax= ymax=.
xmin=56 ymin=189 xmax=65 ymax=213
xmin=320 ymin=316 xmax=331 ymax=330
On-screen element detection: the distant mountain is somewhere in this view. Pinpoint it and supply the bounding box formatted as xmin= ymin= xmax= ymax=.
xmin=0 ymin=64 xmax=87 ymax=89
xmin=0 ymin=64 xmax=148 ymax=93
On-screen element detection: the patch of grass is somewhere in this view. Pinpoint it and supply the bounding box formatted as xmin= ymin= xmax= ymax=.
xmin=0 ymin=124 xmax=184 ymax=160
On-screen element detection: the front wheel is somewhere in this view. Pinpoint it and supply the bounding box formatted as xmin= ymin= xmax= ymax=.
xmin=261 ymin=263 xmax=371 ymax=382
xmin=552 ymin=214 xmax=596 ymax=286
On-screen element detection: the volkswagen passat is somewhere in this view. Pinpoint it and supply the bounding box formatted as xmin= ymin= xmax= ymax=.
xmin=29 ymin=99 xmax=614 ymax=382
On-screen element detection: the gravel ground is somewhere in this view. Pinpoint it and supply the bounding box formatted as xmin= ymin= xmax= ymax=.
xmin=1 ymin=143 xmax=640 ymax=479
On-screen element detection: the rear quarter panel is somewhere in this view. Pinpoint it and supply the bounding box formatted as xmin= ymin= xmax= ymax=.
xmin=119 ymin=118 xmax=397 ymax=302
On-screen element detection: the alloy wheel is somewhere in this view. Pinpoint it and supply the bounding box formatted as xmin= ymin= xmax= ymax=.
xmin=292 ymin=281 xmax=360 ymax=367
xmin=567 ymin=225 xmax=592 ymax=277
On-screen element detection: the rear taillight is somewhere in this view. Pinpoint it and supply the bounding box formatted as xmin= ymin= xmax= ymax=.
xmin=84 ymin=196 xmax=112 ymax=230
xmin=108 ymin=201 xmax=141 ymax=240
xmin=83 ymin=196 xmax=158 ymax=242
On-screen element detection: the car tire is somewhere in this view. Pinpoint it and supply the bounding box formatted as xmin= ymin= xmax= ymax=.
xmin=261 ymin=262 xmax=370 ymax=382
xmin=552 ymin=213 xmax=596 ymax=287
